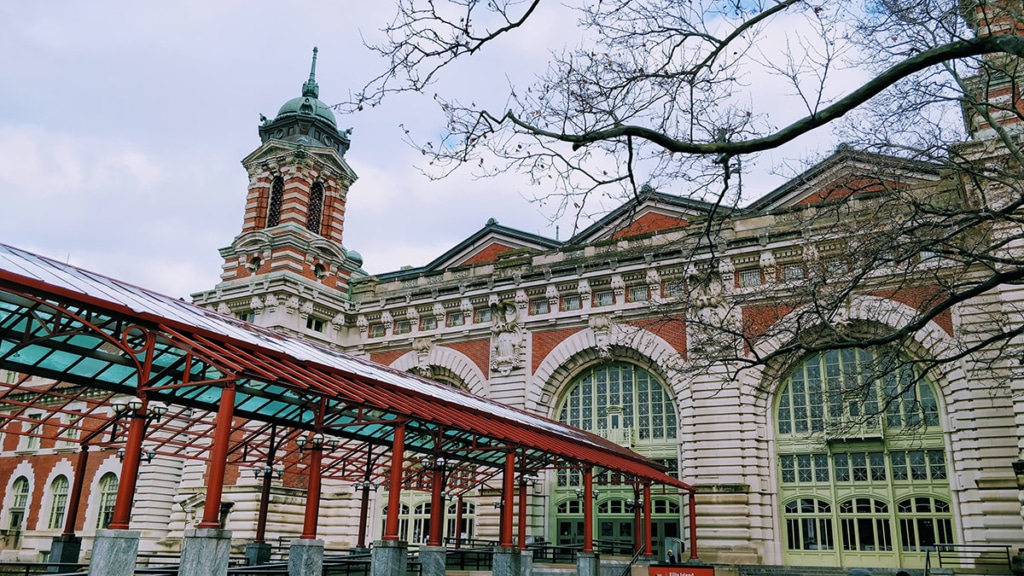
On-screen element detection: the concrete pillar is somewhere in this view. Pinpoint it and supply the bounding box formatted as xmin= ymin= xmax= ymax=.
xmin=520 ymin=549 xmax=533 ymax=576
xmin=245 ymin=542 xmax=273 ymax=566
xmin=577 ymin=551 xmax=599 ymax=576
xmin=493 ymin=547 xmax=522 ymax=576
xmin=288 ymin=539 xmax=324 ymax=576
xmin=371 ymin=539 xmax=407 ymax=576
xmin=88 ymin=529 xmax=139 ymax=576
xmin=179 ymin=528 xmax=233 ymax=576
xmin=49 ymin=535 xmax=82 ymax=567
xmin=419 ymin=545 xmax=446 ymax=576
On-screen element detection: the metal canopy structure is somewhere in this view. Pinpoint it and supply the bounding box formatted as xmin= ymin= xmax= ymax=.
xmin=0 ymin=242 xmax=693 ymax=494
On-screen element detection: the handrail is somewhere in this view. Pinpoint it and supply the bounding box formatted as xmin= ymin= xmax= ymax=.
xmin=619 ymin=545 xmax=647 ymax=576
xmin=934 ymin=543 xmax=1012 ymax=571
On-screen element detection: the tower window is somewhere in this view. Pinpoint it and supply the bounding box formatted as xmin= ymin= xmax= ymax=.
xmin=306 ymin=317 xmax=325 ymax=333
xmin=267 ymin=177 xmax=284 ymax=228
xmin=307 ymin=182 xmax=325 ymax=234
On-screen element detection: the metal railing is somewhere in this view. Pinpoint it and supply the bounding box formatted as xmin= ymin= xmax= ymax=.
xmin=0 ymin=562 xmax=86 ymax=576
xmin=934 ymin=543 xmax=1013 ymax=572
xmin=618 ymin=544 xmax=647 ymax=576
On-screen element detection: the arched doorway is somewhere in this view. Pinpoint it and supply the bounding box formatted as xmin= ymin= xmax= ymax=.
xmin=775 ymin=348 xmax=953 ymax=569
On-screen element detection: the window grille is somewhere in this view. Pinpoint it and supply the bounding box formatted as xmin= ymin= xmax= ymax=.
xmin=267 ymin=177 xmax=283 ymax=227
xmin=307 ymin=181 xmax=324 ymax=234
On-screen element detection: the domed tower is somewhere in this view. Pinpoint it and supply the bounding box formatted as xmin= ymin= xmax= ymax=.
xmin=192 ymin=48 xmax=363 ymax=343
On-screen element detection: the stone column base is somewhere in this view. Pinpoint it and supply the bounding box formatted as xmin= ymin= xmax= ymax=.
xmin=88 ymin=529 xmax=140 ymax=576
xmin=577 ymin=551 xmax=600 ymax=576
xmin=180 ymin=528 xmax=233 ymax=576
xmin=288 ymin=539 xmax=324 ymax=576
xmin=49 ymin=535 xmax=82 ymax=569
xmin=520 ymin=549 xmax=533 ymax=576
xmin=371 ymin=540 xmax=407 ymax=576
xmin=493 ymin=547 xmax=522 ymax=576
xmin=419 ymin=545 xmax=446 ymax=576
xmin=245 ymin=542 xmax=273 ymax=566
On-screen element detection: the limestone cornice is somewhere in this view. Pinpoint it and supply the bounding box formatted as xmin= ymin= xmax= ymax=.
xmin=242 ymin=139 xmax=357 ymax=186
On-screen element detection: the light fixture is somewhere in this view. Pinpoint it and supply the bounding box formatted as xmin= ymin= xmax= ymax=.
xmin=492 ymin=500 xmax=503 ymax=509
xmin=150 ymin=402 xmax=168 ymax=419
xmin=310 ymin=433 xmax=324 ymax=448
xmin=327 ymin=437 xmax=339 ymax=450
xmin=353 ymin=480 xmax=378 ymax=492
xmin=111 ymin=398 xmax=129 ymax=415
xmin=253 ymin=464 xmax=284 ymax=479
xmin=574 ymin=488 xmax=599 ymax=500
xmin=127 ymin=397 xmax=144 ymax=413
xmin=296 ymin=436 xmax=307 ymax=451
xmin=117 ymin=448 xmax=126 ymax=461
xmin=144 ymin=448 xmax=156 ymax=463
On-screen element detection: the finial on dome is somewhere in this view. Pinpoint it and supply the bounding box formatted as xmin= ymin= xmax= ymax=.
xmin=302 ymin=46 xmax=320 ymax=99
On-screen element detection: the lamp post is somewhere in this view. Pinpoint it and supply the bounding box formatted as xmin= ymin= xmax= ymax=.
xmin=107 ymin=396 xmax=166 ymax=530
xmin=518 ymin=474 xmax=539 ymax=551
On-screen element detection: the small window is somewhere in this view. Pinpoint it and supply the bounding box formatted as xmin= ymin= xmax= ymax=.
xmin=236 ymin=311 xmax=255 ymax=323
xmin=97 ymin=473 xmax=118 ymax=529
xmin=447 ymin=311 xmax=464 ymax=327
xmin=919 ymin=249 xmax=938 ymax=263
xmin=369 ymin=324 xmax=385 ymax=338
xmin=23 ymin=412 xmax=43 ymax=450
xmin=739 ymin=269 xmax=761 ymax=288
xmin=663 ymin=280 xmax=685 ymax=298
xmin=474 ymin=308 xmax=492 ymax=323
xmin=61 ymin=412 xmax=81 ymax=447
xmin=561 ymin=295 xmax=581 ymax=311
xmin=48 ymin=476 xmax=69 ymax=530
xmin=306 ymin=317 xmax=325 ymax=332
xmin=394 ymin=320 xmax=412 ymax=335
xmin=267 ymin=176 xmax=284 ymax=228
xmin=593 ymin=290 xmax=613 ymax=307
xmin=628 ymin=285 xmax=648 ymax=302
xmin=825 ymin=258 xmax=846 ymax=275
xmin=529 ymin=299 xmax=549 ymax=315
xmin=782 ymin=264 xmax=804 ymax=281
xmin=420 ymin=316 xmax=437 ymax=331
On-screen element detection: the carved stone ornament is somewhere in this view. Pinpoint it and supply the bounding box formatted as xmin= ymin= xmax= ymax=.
xmin=331 ymin=313 xmax=345 ymax=330
xmin=432 ymin=303 xmax=445 ymax=318
xmin=460 ymin=298 xmax=473 ymax=315
xmin=299 ymin=300 xmax=314 ymax=317
xmin=264 ymin=294 xmax=279 ymax=310
xmin=381 ymin=311 xmax=394 ymax=329
xmin=589 ymin=315 xmax=613 ymax=358
xmin=515 ymin=289 xmax=528 ymax=311
xmin=760 ymin=251 xmax=777 ymax=283
xmin=250 ymin=296 xmax=264 ymax=311
xmin=546 ymin=285 xmax=560 ymax=310
xmin=356 ymin=315 xmax=369 ymax=332
xmin=285 ymin=296 xmax=301 ymax=314
xmin=489 ymin=300 xmax=524 ymax=376
xmin=407 ymin=306 xmax=420 ymax=321
xmin=216 ymin=303 xmax=231 ymax=315
xmin=411 ymin=337 xmax=434 ymax=377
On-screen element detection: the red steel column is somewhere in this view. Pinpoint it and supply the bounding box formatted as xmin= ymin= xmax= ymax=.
xmin=62 ymin=446 xmax=90 ymax=536
xmin=198 ymin=384 xmax=236 ymax=529
xmin=357 ymin=444 xmax=374 ymax=549
xmin=254 ymin=468 xmax=272 ymax=543
xmin=688 ymin=492 xmax=699 ymax=561
xmin=108 ymin=398 xmax=147 ymax=530
xmin=582 ymin=468 xmax=594 ymax=554
xmin=300 ymin=444 xmax=324 ymax=539
xmin=632 ymin=492 xmax=641 ymax=555
xmin=384 ymin=423 xmax=406 ymax=542
xmin=427 ymin=466 xmax=444 ymax=546
xmin=500 ymin=451 xmax=515 ymax=548
xmin=643 ymin=484 xmax=653 ymax=559
xmin=517 ymin=479 xmax=528 ymax=551
xmin=454 ymin=496 xmax=464 ymax=549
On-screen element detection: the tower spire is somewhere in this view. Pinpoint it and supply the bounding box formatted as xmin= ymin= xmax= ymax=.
xmin=302 ymin=46 xmax=319 ymax=98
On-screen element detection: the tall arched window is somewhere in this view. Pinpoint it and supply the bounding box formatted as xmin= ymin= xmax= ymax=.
xmin=446 ymin=501 xmax=475 ymax=543
xmin=96 ymin=473 xmax=118 ymax=529
xmin=266 ymin=176 xmax=284 ymax=228
xmin=775 ymin=348 xmax=952 ymax=570
xmin=554 ymin=363 xmax=679 ymax=559
xmin=8 ymin=476 xmax=29 ymax=535
xmin=380 ymin=503 xmax=410 ymax=541
xmin=48 ymin=475 xmax=69 ymax=530
xmin=307 ymin=181 xmax=324 ymax=234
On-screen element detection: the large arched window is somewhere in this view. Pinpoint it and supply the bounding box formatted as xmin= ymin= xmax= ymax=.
xmin=96 ymin=473 xmax=118 ymax=529
xmin=446 ymin=501 xmax=475 ymax=543
xmin=556 ymin=363 xmax=676 ymax=441
xmin=266 ymin=176 xmax=284 ymax=228
xmin=307 ymin=181 xmax=324 ymax=234
xmin=48 ymin=475 xmax=69 ymax=530
xmin=775 ymin=348 xmax=952 ymax=570
xmin=380 ymin=503 xmax=411 ymax=541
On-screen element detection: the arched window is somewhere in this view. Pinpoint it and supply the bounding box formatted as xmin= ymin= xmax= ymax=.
xmin=96 ymin=473 xmax=118 ymax=529
xmin=556 ymin=363 xmax=676 ymax=441
xmin=266 ymin=176 xmax=284 ymax=228
xmin=307 ymin=181 xmax=324 ymax=234
xmin=412 ymin=502 xmax=432 ymax=544
xmin=48 ymin=475 xmax=69 ymax=530
xmin=446 ymin=501 xmax=475 ymax=543
xmin=784 ymin=498 xmax=834 ymax=551
xmin=897 ymin=497 xmax=953 ymax=551
xmin=775 ymin=348 xmax=952 ymax=569
xmin=380 ymin=503 xmax=410 ymax=541
xmin=8 ymin=476 xmax=29 ymax=534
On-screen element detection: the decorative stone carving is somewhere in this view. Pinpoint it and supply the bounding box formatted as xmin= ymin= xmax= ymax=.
xmin=490 ymin=300 xmax=524 ymax=376
xmin=264 ymin=294 xmax=279 ymax=311
xmin=216 ymin=303 xmax=231 ymax=315
xmin=718 ymin=258 xmax=735 ymax=288
xmin=432 ymin=303 xmax=444 ymax=318
xmin=285 ymin=296 xmax=301 ymax=315
xmin=299 ymin=300 xmax=314 ymax=317
xmin=411 ymin=338 xmax=434 ymax=377
xmin=515 ymin=289 xmax=528 ymax=311
xmin=610 ymin=275 xmax=625 ymax=300
xmin=407 ymin=306 xmax=420 ymax=321
xmin=646 ymin=269 xmax=662 ymax=304
xmin=356 ymin=315 xmax=369 ymax=334
xmin=250 ymin=296 xmax=264 ymax=312
xmin=545 ymin=285 xmax=559 ymax=311
xmin=460 ymin=298 xmax=473 ymax=316
xmin=381 ymin=311 xmax=394 ymax=330
xmin=760 ymin=251 xmax=777 ymax=283
xmin=331 ymin=313 xmax=346 ymax=331
xmin=589 ymin=315 xmax=613 ymax=358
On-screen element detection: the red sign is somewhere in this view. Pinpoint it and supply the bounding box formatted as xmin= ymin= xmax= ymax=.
xmin=649 ymin=565 xmax=715 ymax=576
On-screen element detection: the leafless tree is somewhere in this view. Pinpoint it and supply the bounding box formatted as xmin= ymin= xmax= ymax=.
xmin=353 ymin=0 xmax=1024 ymax=425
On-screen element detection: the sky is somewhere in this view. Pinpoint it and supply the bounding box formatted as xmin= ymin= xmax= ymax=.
xmin=0 ymin=1 xmax=860 ymax=300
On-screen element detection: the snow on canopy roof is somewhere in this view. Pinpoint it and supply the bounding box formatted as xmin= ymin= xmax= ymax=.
xmin=0 ymin=242 xmax=692 ymax=490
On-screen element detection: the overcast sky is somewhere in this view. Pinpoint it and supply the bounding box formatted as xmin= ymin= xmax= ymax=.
xmin=0 ymin=1 xmax=858 ymax=300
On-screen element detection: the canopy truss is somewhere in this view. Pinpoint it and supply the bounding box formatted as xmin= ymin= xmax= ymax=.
xmin=0 ymin=242 xmax=693 ymax=493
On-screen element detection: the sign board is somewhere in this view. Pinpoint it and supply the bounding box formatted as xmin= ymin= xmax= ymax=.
xmin=649 ymin=565 xmax=715 ymax=576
